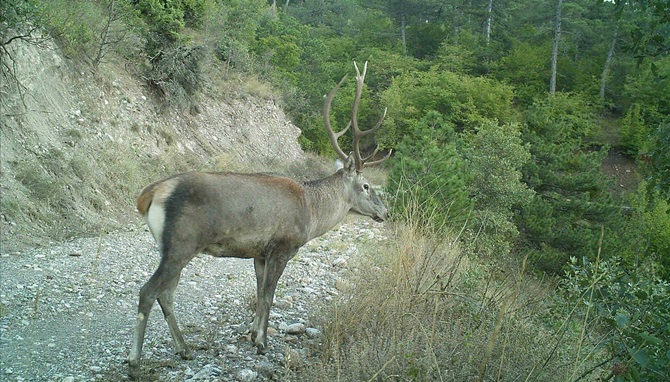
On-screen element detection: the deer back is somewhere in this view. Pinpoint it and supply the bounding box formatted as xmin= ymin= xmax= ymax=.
xmin=137 ymin=172 xmax=312 ymax=258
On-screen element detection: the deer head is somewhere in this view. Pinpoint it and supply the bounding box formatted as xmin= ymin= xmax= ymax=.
xmin=323 ymin=61 xmax=391 ymax=222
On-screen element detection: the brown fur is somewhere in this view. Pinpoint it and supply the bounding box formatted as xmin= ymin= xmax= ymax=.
xmin=135 ymin=185 xmax=155 ymax=216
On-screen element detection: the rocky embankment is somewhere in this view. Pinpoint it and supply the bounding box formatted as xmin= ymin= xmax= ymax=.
xmin=0 ymin=216 xmax=386 ymax=381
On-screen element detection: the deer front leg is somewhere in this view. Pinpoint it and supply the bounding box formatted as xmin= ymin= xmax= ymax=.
xmin=251 ymin=257 xmax=265 ymax=344
xmin=251 ymin=255 xmax=290 ymax=353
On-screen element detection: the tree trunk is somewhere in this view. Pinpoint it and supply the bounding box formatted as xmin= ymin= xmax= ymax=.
xmin=486 ymin=0 xmax=493 ymax=45
xmin=600 ymin=27 xmax=618 ymax=101
xmin=401 ymin=12 xmax=407 ymax=56
xmin=550 ymin=0 xmax=563 ymax=94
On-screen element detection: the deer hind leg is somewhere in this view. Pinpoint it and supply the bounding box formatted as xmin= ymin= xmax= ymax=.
xmin=250 ymin=254 xmax=291 ymax=353
xmin=158 ymin=269 xmax=192 ymax=360
xmin=128 ymin=258 xmax=188 ymax=378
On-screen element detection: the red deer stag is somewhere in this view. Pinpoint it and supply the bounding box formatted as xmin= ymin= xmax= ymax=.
xmin=128 ymin=61 xmax=389 ymax=378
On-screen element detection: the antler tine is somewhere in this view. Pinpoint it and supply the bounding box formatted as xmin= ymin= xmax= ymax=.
xmin=323 ymin=74 xmax=350 ymax=161
xmin=351 ymin=61 xmax=368 ymax=170
xmin=363 ymin=148 xmax=393 ymax=167
xmin=351 ymin=61 xmax=391 ymax=170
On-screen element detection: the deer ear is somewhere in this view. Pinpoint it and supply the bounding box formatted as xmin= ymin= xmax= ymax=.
xmin=343 ymin=152 xmax=357 ymax=175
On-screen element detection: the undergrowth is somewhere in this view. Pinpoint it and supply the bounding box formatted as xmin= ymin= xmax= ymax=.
xmin=285 ymin=207 xmax=601 ymax=382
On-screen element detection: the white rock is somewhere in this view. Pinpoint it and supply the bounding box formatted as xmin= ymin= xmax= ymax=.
xmin=286 ymin=322 xmax=306 ymax=335
xmin=332 ymin=257 xmax=347 ymax=267
xmin=305 ymin=327 xmax=321 ymax=338
xmin=236 ymin=368 xmax=257 ymax=382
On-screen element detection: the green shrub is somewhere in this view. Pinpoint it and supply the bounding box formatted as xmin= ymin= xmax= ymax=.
xmin=645 ymin=123 xmax=670 ymax=200
xmin=380 ymin=68 xmax=516 ymax=146
xmin=386 ymin=111 xmax=472 ymax=232
xmin=562 ymin=255 xmax=670 ymax=381
xmin=519 ymin=94 xmax=621 ymax=273
xmin=620 ymin=103 xmax=652 ymax=155
xmin=459 ymin=120 xmax=534 ymax=258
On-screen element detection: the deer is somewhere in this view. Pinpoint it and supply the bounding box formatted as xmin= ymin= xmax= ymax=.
xmin=127 ymin=61 xmax=390 ymax=378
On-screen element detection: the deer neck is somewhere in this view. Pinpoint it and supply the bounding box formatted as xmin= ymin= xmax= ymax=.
xmin=302 ymin=171 xmax=352 ymax=240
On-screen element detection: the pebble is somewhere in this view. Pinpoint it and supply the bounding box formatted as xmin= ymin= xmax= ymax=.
xmin=332 ymin=257 xmax=348 ymax=267
xmin=236 ymin=368 xmax=258 ymax=382
xmin=305 ymin=327 xmax=321 ymax=338
xmin=285 ymin=322 xmax=306 ymax=335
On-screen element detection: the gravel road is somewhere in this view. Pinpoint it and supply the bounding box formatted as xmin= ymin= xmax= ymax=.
xmin=0 ymin=217 xmax=386 ymax=382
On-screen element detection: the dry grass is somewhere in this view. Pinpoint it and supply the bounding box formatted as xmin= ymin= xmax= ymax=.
xmin=285 ymin=206 xmax=587 ymax=382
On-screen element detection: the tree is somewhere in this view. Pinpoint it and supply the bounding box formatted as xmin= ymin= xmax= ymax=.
xmin=387 ymin=111 xmax=472 ymax=232
xmin=460 ymin=120 xmax=534 ymax=257
xmin=519 ymin=94 xmax=621 ymax=273
xmin=550 ymin=0 xmax=563 ymax=94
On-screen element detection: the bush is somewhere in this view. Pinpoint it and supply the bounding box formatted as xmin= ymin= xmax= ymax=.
xmin=380 ymin=68 xmax=515 ymax=146
xmin=145 ymin=44 xmax=206 ymax=108
xmin=562 ymin=255 xmax=670 ymax=381
xmin=459 ymin=120 xmax=534 ymax=258
xmin=386 ymin=111 xmax=472 ymax=233
xmin=620 ymin=103 xmax=653 ymax=156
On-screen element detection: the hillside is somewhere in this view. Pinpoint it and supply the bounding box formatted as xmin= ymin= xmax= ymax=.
xmin=1 ymin=36 xmax=306 ymax=252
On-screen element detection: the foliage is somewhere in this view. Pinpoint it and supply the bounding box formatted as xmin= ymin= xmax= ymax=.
xmin=620 ymin=103 xmax=653 ymax=155
xmin=622 ymin=55 xmax=670 ymax=124
xmin=625 ymin=184 xmax=670 ymax=276
xmin=145 ymin=44 xmax=206 ymax=107
xmin=562 ymin=255 xmax=670 ymax=381
xmin=0 ymin=0 xmax=39 ymax=34
xmin=130 ymin=0 xmax=213 ymax=107
xmin=492 ymin=42 xmax=551 ymax=104
xmin=519 ymin=94 xmax=622 ymax=273
xmin=134 ymin=0 xmax=210 ymax=54
xmin=252 ymin=13 xmax=305 ymax=84
xmin=644 ymin=123 xmax=670 ymax=200
xmin=459 ymin=121 xmax=534 ymax=258
xmin=386 ymin=111 xmax=472 ymax=232
xmin=380 ymin=68 xmax=516 ymax=146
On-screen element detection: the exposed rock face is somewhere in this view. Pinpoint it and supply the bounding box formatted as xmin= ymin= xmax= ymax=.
xmin=0 ymin=36 xmax=306 ymax=250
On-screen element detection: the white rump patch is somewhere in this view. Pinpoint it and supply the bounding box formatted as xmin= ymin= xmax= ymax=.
xmin=146 ymin=204 xmax=166 ymax=252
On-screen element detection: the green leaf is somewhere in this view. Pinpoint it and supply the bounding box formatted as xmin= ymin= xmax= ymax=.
xmin=615 ymin=313 xmax=629 ymax=328
xmin=633 ymin=349 xmax=648 ymax=367
xmin=638 ymin=332 xmax=662 ymax=346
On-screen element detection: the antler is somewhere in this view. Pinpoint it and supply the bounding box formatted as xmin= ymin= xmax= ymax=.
xmin=323 ymin=75 xmax=351 ymax=162
xmin=323 ymin=61 xmax=391 ymax=171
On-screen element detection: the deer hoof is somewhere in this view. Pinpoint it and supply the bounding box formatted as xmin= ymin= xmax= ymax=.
xmin=178 ymin=348 xmax=193 ymax=360
xmin=128 ymin=362 xmax=141 ymax=380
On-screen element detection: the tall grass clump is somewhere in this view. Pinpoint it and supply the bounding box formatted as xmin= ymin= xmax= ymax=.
xmin=291 ymin=200 xmax=583 ymax=382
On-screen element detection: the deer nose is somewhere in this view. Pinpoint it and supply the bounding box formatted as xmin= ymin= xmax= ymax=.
xmin=375 ymin=209 xmax=388 ymax=222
